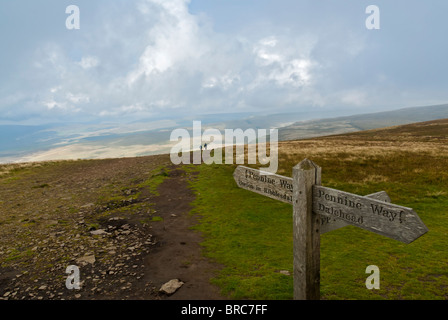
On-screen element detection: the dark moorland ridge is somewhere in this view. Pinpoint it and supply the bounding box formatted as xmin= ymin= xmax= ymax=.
xmin=279 ymin=103 xmax=448 ymax=141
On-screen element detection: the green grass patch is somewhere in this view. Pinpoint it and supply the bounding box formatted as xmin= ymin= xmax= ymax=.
xmin=187 ymin=150 xmax=448 ymax=299
xmin=87 ymin=223 xmax=100 ymax=231
xmin=2 ymin=176 xmax=21 ymax=184
xmin=95 ymin=165 xmax=169 ymax=211
xmin=137 ymin=165 xmax=171 ymax=196
xmin=189 ymin=164 xmax=294 ymax=299
xmin=4 ymin=248 xmax=34 ymax=262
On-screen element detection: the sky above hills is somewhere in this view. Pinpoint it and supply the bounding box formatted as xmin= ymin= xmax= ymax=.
xmin=1 ymin=0 xmax=448 ymax=125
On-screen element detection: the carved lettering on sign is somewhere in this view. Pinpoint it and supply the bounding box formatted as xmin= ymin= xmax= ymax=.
xmin=313 ymin=185 xmax=428 ymax=243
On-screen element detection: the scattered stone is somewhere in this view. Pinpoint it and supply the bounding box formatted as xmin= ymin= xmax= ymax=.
xmin=76 ymin=255 xmax=96 ymax=265
xmin=159 ymin=279 xmax=184 ymax=295
xmin=109 ymin=217 xmax=123 ymax=221
xmin=279 ymin=270 xmax=291 ymax=276
xmin=0 ymin=162 xmax=207 ymax=301
xmin=90 ymin=229 xmax=107 ymax=236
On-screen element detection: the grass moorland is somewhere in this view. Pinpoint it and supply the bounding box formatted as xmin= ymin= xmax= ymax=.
xmin=187 ymin=119 xmax=448 ymax=299
xmin=1 ymin=118 xmax=447 ymax=300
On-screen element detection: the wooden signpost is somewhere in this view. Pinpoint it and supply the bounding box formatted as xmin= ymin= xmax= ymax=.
xmin=313 ymin=185 xmax=428 ymax=244
xmin=233 ymin=165 xmax=392 ymax=234
xmin=233 ymin=159 xmax=428 ymax=300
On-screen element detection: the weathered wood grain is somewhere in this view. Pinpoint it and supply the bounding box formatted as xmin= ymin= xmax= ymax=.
xmin=320 ymin=190 xmax=391 ymax=233
xmin=293 ymin=159 xmax=321 ymax=300
xmin=233 ymin=166 xmax=392 ymax=234
xmin=364 ymin=191 xmax=391 ymax=203
xmin=233 ymin=166 xmax=293 ymax=204
xmin=313 ymin=185 xmax=428 ymax=244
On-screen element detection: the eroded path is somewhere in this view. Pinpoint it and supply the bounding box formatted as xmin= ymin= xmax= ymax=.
xmin=0 ymin=156 xmax=225 ymax=300
xmin=143 ymin=166 xmax=225 ymax=300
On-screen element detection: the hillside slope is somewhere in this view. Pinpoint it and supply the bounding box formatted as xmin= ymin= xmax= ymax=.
xmin=188 ymin=118 xmax=448 ymax=299
xmin=1 ymin=118 xmax=448 ymax=300
xmin=279 ymin=104 xmax=448 ymax=141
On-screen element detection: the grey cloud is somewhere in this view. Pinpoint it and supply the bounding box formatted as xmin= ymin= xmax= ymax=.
xmin=1 ymin=0 xmax=448 ymax=125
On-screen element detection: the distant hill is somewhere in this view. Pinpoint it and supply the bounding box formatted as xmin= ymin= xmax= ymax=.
xmin=319 ymin=118 xmax=448 ymax=143
xmin=2 ymin=103 xmax=448 ymax=164
xmin=278 ymin=104 xmax=448 ymax=141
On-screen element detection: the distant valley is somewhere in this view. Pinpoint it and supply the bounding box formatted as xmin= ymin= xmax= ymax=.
xmin=1 ymin=103 xmax=448 ymax=164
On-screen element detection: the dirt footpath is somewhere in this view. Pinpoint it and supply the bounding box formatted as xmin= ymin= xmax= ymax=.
xmin=143 ymin=167 xmax=225 ymax=300
xmin=0 ymin=155 xmax=225 ymax=300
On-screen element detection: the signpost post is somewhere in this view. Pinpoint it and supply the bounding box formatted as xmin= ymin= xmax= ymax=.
xmin=292 ymin=159 xmax=321 ymax=300
xmin=232 ymin=159 xmax=428 ymax=300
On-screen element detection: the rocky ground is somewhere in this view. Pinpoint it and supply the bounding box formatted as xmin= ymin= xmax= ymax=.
xmin=0 ymin=154 xmax=225 ymax=300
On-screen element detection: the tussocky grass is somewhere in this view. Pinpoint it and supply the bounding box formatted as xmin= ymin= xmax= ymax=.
xmin=186 ymin=120 xmax=448 ymax=300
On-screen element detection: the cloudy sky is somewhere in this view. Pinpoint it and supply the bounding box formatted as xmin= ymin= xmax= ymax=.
xmin=1 ymin=0 xmax=447 ymax=125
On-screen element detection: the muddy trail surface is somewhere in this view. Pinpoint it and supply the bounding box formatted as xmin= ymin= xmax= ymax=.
xmin=0 ymin=155 xmax=225 ymax=300
xmin=142 ymin=165 xmax=225 ymax=300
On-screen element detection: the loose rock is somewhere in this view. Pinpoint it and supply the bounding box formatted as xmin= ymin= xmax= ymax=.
xmin=159 ymin=279 xmax=184 ymax=295
xmin=90 ymin=229 xmax=107 ymax=235
xmin=76 ymin=255 xmax=96 ymax=265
